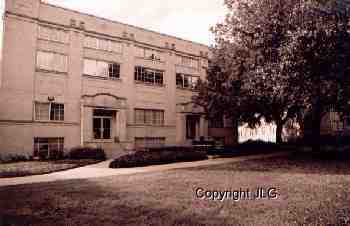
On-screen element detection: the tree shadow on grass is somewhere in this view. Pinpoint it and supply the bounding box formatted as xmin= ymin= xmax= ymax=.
xmin=0 ymin=179 xmax=224 ymax=226
xmin=189 ymin=151 xmax=350 ymax=175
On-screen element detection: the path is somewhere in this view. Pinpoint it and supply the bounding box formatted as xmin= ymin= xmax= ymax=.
xmin=0 ymin=152 xmax=289 ymax=187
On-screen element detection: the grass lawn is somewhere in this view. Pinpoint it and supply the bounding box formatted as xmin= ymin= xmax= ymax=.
xmin=0 ymin=159 xmax=101 ymax=178
xmin=1 ymin=152 xmax=350 ymax=225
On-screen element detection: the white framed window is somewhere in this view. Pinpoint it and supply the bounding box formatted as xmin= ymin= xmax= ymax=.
xmin=176 ymin=73 xmax=199 ymax=90
xmin=35 ymin=102 xmax=64 ymax=121
xmin=135 ymin=137 xmax=166 ymax=148
xmin=83 ymin=59 xmax=120 ymax=79
xmin=84 ymin=36 xmax=123 ymax=54
xmin=134 ymin=109 xmax=164 ymax=125
xmin=38 ymin=25 xmax=69 ymax=43
xmin=176 ymin=55 xmax=199 ymax=68
xmin=134 ymin=66 xmax=164 ymax=85
xmin=36 ymin=51 xmax=68 ymax=73
xmin=135 ymin=46 xmax=162 ymax=61
xmin=34 ymin=137 xmax=64 ymax=159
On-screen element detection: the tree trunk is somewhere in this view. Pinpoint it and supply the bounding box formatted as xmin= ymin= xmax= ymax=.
xmin=232 ymin=117 xmax=239 ymax=145
xmin=311 ymin=99 xmax=322 ymax=152
xmin=276 ymin=120 xmax=283 ymax=144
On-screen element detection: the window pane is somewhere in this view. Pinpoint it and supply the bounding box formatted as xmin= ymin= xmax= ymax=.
xmin=84 ymin=59 xmax=97 ymax=76
xmin=38 ymin=26 xmax=51 ymax=40
xmin=191 ymin=76 xmax=199 ymax=89
xmin=103 ymin=118 xmax=111 ymax=139
xmin=135 ymin=109 xmax=145 ymax=124
xmin=135 ymin=46 xmax=145 ymax=58
xmin=155 ymin=72 xmax=163 ymax=85
xmin=108 ymin=63 xmax=120 ymax=78
xmin=37 ymin=51 xmax=52 ymax=71
xmin=183 ymin=75 xmax=190 ymax=88
xmin=98 ymin=39 xmax=110 ymax=51
xmin=145 ymin=110 xmax=153 ymax=124
xmin=96 ymin=61 xmax=109 ymax=77
xmin=50 ymin=103 xmax=64 ymax=121
xmin=35 ymin=103 xmax=50 ymax=120
xmin=93 ymin=118 xmax=102 ymax=139
xmin=84 ymin=36 xmax=98 ymax=49
xmin=111 ymin=41 xmax=122 ymax=53
xmin=176 ymin=73 xmax=183 ymax=88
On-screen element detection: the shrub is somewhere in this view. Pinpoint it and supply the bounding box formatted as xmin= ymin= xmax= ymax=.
xmin=68 ymin=146 xmax=106 ymax=160
xmin=109 ymin=146 xmax=207 ymax=168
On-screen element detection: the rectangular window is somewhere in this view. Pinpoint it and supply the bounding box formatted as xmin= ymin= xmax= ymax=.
xmin=38 ymin=25 xmax=69 ymax=43
xmin=135 ymin=46 xmax=162 ymax=61
xmin=134 ymin=109 xmax=164 ymax=125
xmin=35 ymin=102 xmax=64 ymax=121
xmin=93 ymin=109 xmax=114 ymax=139
xmin=36 ymin=51 xmax=68 ymax=73
xmin=177 ymin=55 xmax=198 ymax=68
xmin=176 ymin=73 xmax=199 ymax=90
xmin=34 ymin=137 xmax=64 ymax=159
xmin=134 ymin=66 xmax=164 ymax=85
xmin=83 ymin=59 xmax=120 ymax=79
xmin=186 ymin=115 xmax=199 ymax=139
xmin=209 ymin=117 xmax=224 ymax=128
xmin=84 ymin=36 xmax=123 ymax=53
xmin=135 ymin=137 xmax=166 ymax=148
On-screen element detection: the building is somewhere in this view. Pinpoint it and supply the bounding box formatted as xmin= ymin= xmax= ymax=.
xmin=0 ymin=0 xmax=235 ymax=158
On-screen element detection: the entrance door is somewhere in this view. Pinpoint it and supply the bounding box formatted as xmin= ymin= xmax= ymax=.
xmin=186 ymin=115 xmax=200 ymax=139
xmin=93 ymin=109 xmax=114 ymax=139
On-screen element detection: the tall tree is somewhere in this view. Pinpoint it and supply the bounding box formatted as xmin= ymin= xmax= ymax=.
xmin=280 ymin=0 xmax=350 ymax=150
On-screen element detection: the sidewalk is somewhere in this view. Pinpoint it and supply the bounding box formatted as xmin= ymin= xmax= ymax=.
xmin=0 ymin=152 xmax=289 ymax=187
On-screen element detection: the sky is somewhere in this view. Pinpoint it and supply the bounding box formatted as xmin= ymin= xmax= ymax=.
xmin=0 ymin=0 xmax=228 ymax=47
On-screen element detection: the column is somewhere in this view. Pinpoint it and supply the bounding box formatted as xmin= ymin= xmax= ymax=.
xmin=80 ymin=101 xmax=84 ymax=146
xmin=118 ymin=109 xmax=127 ymax=142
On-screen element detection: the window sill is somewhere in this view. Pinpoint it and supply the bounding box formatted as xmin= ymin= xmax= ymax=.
xmin=175 ymin=64 xmax=199 ymax=70
xmin=37 ymin=38 xmax=69 ymax=45
xmin=135 ymin=57 xmax=165 ymax=63
xmin=134 ymin=81 xmax=165 ymax=88
xmin=90 ymin=139 xmax=114 ymax=143
xmin=176 ymin=87 xmax=199 ymax=92
xmin=83 ymin=74 xmax=122 ymax=82
xmin=84 ymin=47 xmax=123 ymax=55
xmin=34 ymin=120 xmax=65 ymax=123
xmin=36 ymin=69 xmax=68 ymax=75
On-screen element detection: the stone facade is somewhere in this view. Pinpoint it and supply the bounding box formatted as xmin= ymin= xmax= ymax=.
xmin=0 ymin=0 xmax=235 ymax=158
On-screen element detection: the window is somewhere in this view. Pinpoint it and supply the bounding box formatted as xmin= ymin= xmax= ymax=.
xmin=84 ymin=59 xmax=120 ymax=79
xmin=134 ymin=109 xmax=164 ymax=125
xmin=84 ymin=36 xmax=123 ymax=53
xmin=93 ymin=109 xmax=114 ymax=139
xmin=134 ymin=66 xmax=164 ymax=85
xmin=176 ymin=73 xmax=199 ymax=90
xmin=186 ymin=115 xmax=199 ymax=139
xmin=209 ymin=117 xmax=224 ymax=128
xmin=135 ymin=137 xmax=165 ymax=148
xmin=135 ymin=46 xmax=162 ymax=61
xmin=38 ymin=25 xmax=69 ymax=43
xmin=34 ymin=137 xmax=64 ymax=159
xmin=35 ymin=102 xmax=64 ymax=121
xmin=36 ymin=51 xmax=68 ymax=73
xmin=177 ymin=55 xmax=199 ymax=68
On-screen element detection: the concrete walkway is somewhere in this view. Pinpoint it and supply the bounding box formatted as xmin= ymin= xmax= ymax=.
xmin=0 ymin=152 xmax=289 ymax=187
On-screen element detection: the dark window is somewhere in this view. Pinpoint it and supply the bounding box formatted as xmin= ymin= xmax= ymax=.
xmin=93 ymin=109 xmax=113 ymax=139
xmin=176 ymin=73 xmax=199 ymax=90
xmin=108 ymin=63 xmax=120 ymax=78
xmin=50 ymin=103 xmax=64 ymax=121
xmin=186 ymin=115 xmax=199 ymax=139
xmin=34 ymin=137 xmax=64 ymax=159
xmin=135 ymin=109 xmax=164 ymax=125
xmin=209 ymin=117 xmax=224 ymax=128
xmin=134 ymin=66 xmax=164 ymax=85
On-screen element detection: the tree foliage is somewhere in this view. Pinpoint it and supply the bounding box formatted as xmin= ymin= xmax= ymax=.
xmin=195 ymin=0 xmax=350 ymax=146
